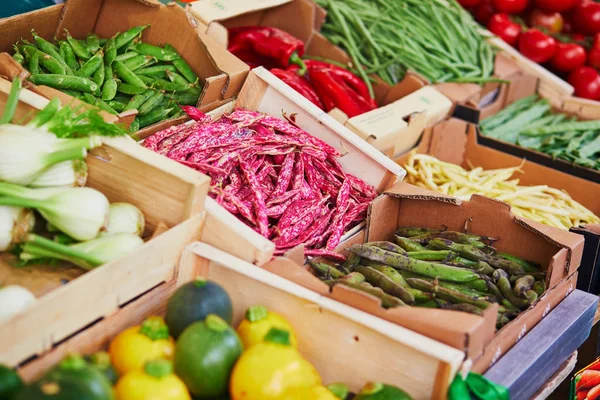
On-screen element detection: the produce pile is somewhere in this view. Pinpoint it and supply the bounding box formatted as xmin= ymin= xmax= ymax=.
xmin=0 ymin=278 xmax=414 ymax=400
xmin=312 ymin=227 xmax=546 ymax=329
xmin=575 ymin=367 xmax=600 ymax=400
xmin=143 ymin=107 xmax=378 ymax=258
xmin=458 ymin=0 xmax=600 ymax=100
xmin=315 ymin=0 xmax=499 ymax=92
xmin=0 ymin=80 xmax=145 ymax=284
xmin=12 ymin=25 xmax=201 ymax=131
xmin=227 ymin=26 xmax=377 ymax=117
xmin=481 ymin=95 xmax=600 ymax=171
xmin=403 ymin=151 xmax=599 ymax=230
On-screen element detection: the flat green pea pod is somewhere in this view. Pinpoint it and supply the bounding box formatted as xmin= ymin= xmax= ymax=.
xmin=136 ymin=64 xmax=177 ymax=78
xmin=76 ymin=51 xmax=104 ymax=78
xmin=92 ymin=59 xmax=105 ymax=87
xmin=117 ymin=83 xmax=147 ymax=95
xmin=354 ymin=266 xmax=415 ymax=304
xmin=125 ymin=90 xmax=154 ymax=111
xmin=497 ymin=252 xmax=541 ymax=273
xmin=440 ymin=302 xmax=484 ymax=316
xmin=151 ymin=79 xmax=189 ymax=92
xmin=406 ymin=278 xmax=491 ymax=309
xmin=396 ymin=227 xmax=445 ymax=237
xmin=113 ymin=61 xmax=147 ymax=88
xmin=31 ymin=29 xmax=63 ymax=63
xmin=369 ymin=264 xmax=430 ymax=302
xmin=394 ymin=235 xmax=427 ymax=252
xmin=368 ymin=241 xmax=406 ymax=254
xmin=138 ymin=107 xmax=173 ymax=128
xmin=28 ymin=51 xmax=40 ymax=74
xmin=104 ymin=37 xmax=117 ymax=66
xmin=309 ymin=261 xmax=346 ymax=279
xmin=60 ymin=41 xmax=79 ymax=72
xmin=137 ymin=74 xmax=155 ymax=85
xmin=102 ymin=78 xmax=118 ymax=101
xmin=347 ymin=244 xmax=481 ymax=283
xmin=29 ymin=74 xmax=99 ymax=94
xmin=114 ymin=52 xmax=139 ymax=63
xmin=132 ymin=42 xmax=179 ymax=61
xmin=497 ymin=276 xmax=531 ymax=309
xmin=123 ymin=55 xmax=156 ymax=71
xmin=115 ymin=25 xmax=149 ymax=50
xmin=406 ymin=250 xmax=452 ymax=261
xmin=164 ymin=43 xmax=199 ymax=83
xmin=86 ymin=33 xmax=100 ymax=53
xmin=341 ymin=253 xmax=361 ymax=272
xmin=334 ymin=281 xmax=406 ymax=308
xmin=166 ymin=69 xmax=192 ymax=87
xmin=65 ymin=30 xmax=91 ymax=60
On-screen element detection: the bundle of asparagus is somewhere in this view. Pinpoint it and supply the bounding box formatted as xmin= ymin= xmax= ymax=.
xmin=310 ymin=227 xmax=545 ymax=329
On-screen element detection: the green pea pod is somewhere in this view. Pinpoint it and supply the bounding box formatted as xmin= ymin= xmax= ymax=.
xmin=29 ymin=74 xmax=99 ymax=93
xmin=136 ymin=64 xmax=177 ymax=78
xmin=114 ymin=52 xmax=139 ymax=63
xmin=95 ymin=98 xmax=118 ymax=115
xmin=132 ymin=42 xmax=179 ymax=61
xmin=125 ymin=90 xmax=154 ymax=111
xmin=123 ymin=55 xmax=156 ymax=71
xmin=31 ymin=30 xmax=61 ymax=61
xmin=92 ymin=59 xmax=105 ymax=87
xmin=532 ymin=280 xmax=546 ymax=296
xmin=172 ymin=89 xmax=201 ymax=106
xmin=86 ymin=33 xmax=100 ymax=53
xmin=102 ymin=78 xmax=118 ymax=101
xmin=497 ymin=277 xmax=531 ymax=309
xmin=28 ymin=51 xmax=40 ymax=74
xmin=104 ymin=63 xmax=114 ymax=83
xmin=113 ymin=61 xmax=147 ymax=88
xmin=166 ymin=69 xmax=191 ymax=87
xmin=76 ymin=51 xmax=104 ymax=78
xmin=151 ymin=79 xmax=188 ymax=92
xmin=60 ymin=41 xmax=79 ymax=72
xmin=115 ymin=25 xmax=149 ymax=49
xmin=138 ymin=92 xmax=164 ymax=115
xmin=394 ymin=236 xmax=427 ymax=252
xmin=65 ymin=30 xmax=91 ymax=60
xmin=104 ymin=37 xmax=117 ymax=66
xmin=405 ymin=278 xmax=491 ymax=309
xmin=107 ymin=100 xmax=126 ymax=113
xmin=58 ymin=41 xmax=66 ymax=60
xmin=354 ymin=266 xmax=415 ymax=304
xmin=13 ymin=53 xmax=24 ymax=64
xmin=117 ymin=82 xmax=147 ymax=95
xmin=38 ymin=52 xmax=66 ymax=75
xmin=137 ymin=74 xmax=155 ymax=85
xmin=138 ymin=107 xmax=173 ymax=128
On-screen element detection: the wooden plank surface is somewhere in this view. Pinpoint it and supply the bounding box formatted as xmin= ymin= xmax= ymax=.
xmin=484 ymin=290 xmax=597 ymax=400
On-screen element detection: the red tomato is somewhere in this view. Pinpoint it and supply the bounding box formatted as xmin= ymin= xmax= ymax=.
xmin=519 ymin=29 xmax=558 ymax=63
xmin=488 ymin=14 xmax=523 ymax=45
xmin=458 ymin=0 xmax=482 ymax=7
xmin=475 ymin=0 xmax=497 ymax=24
xmin=572 ymin=1 xmax=600 ymax=34
xmin=568 ymin=66 xmax=600 ymax=99
xmin=492 ymin=0 xmax=529 ymax=13
xmin=588 ymin=47 xmax=600 ymax=69
xmin=551 ymin=43 xmax=587 ymax=71
xmin=535 ymin=0 xmax=579 ymax=12
xmin=530 ymin=9 xmax=564 ymax=32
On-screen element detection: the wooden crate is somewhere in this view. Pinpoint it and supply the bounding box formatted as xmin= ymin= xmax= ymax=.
xmin=19 ymin=241 xmax=465 ymax=400
xmin=0 ymin=91 xmax=210 ymax=366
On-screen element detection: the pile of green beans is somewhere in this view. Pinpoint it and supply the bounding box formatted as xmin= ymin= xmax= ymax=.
xmin=311 ymin=227 xmax=546 ymax=329
xmin=315 ymin=0 xmax=499 ymax=96
xmin=12 ymin=26 xmax=202 ymax=132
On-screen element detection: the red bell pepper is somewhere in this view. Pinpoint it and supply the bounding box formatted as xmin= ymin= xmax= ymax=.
xmin=306 ymin=60 xmax=377 ymax=118
xmin=228 ymin=26 xmax=307 ymax=73
xmin=270 ymin=68 xmax=324 ymax=108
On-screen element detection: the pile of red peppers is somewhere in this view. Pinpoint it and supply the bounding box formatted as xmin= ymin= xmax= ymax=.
xmin=228 ymin=26 xmax=378 ymax=118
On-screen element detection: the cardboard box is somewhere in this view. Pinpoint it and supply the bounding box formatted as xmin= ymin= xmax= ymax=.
xmin=0 ymin=0 xmax=249 ymax=130
xmin=136 ymin=67 xmax=407 ymax=264
xmin=17 ymin=240 xmax=465 ymax=400
xmin=255 ymin=181 xmax=583 ymax=372
xmin=570 ymin=224 xmax=600 ymax=294
xmin=478 ymin=72 xmax=600 ymax=184
xmin=0 ymin=93 xmax=210 ymax=367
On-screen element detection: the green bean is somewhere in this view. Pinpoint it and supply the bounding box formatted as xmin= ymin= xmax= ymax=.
xmin=138 ymin=92 xmax=164 ymax=115
xmin=86 ymin=33 xmax=100 ymax=53
xmin=0 ymin=77 xmax=22 ymax=124
xmin=136 ymin=64 xmax=177 ymax=78
xmin=132 ymin=43 xmax=179 ymax=61
xmin=65 ymin=31 xmax=91 ymax=60
xmin=76 ymin=51 xmax=103 ymax=78
xmin=124 ymin=90 xmax=154 ymax=111
xmin=28 ymin=51 xmax=40 ymax=74
xmin=138 ymin=107 xmax=173 ymax=128
xmin=115 ymin=25 xmax=148 ymax=49
xmin=113 ymin=61 xmax=147 ymax=88
xmin=347 ymin=244 xmax=481 ymax=283
xmin=29 ymin=74 xmax=98 ymax=93
xmin=354 ymin=266 xmax=415 ymax=304
xmin=102 ymin=78 xmax=118 ymax=101
xmin=123 ymin=55 xmax=156 ymax=71
xmin=104 ymin=38 xmax=117 ymax=66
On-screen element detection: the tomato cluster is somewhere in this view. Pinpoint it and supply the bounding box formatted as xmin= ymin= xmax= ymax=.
xmin=458 ymin=0 xmax=600 ymax=100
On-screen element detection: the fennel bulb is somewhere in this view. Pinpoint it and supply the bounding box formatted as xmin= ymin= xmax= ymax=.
xmin=0 ymin=124 xmax=100 ymax=185
xmin=0 ymin=206 xmax=35 ymax=251
xmin=29 ymin=159 xmax=88 ymax=188
xmin=0 ymin=285 xmax=36 ymax=323
xmin=102 ymin=203 xmax=145 ymax=237
xmin=22 ymin=233 xmax=144 ymax=270
xmin=0 ymin=187 xmax=109 ymax=241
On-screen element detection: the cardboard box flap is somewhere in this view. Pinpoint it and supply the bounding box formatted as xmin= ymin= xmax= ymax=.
xmin=190 ymin=0 xmax=292 ymax=25
xmin=0 ymin=4 xmax=64 ymax=53
xmin=384 ymin=182 xmax=462 ymax=205
xmin=243 ymin=67 xmax=406 ymax=189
